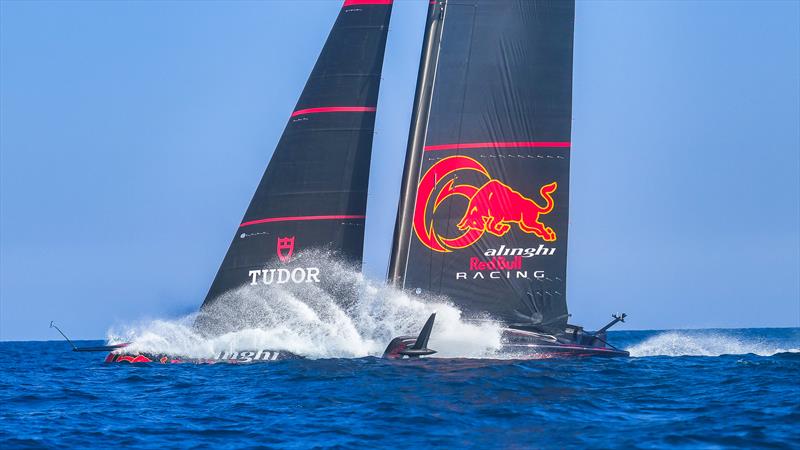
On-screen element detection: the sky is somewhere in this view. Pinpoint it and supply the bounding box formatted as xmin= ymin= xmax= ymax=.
xmin=1 ymin=0 xmax=798 ymax=341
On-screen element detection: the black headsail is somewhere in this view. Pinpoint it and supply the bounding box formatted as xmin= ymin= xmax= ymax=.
xmin=201 ymin=0 xmax=393 ymax=310
xmin=389 ymin=0 xmax=574 ymax=332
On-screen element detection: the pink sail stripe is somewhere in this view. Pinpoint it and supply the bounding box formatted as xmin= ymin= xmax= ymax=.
xmin=343 ymin=0 xmax=392 ymax=6
xmin=424 ymin=141 xmax=571 ymax=151
xmin=291 ymin=106 xmax=377 ymax=118
xmin=240 ymin=215 xmax=367 ymax=228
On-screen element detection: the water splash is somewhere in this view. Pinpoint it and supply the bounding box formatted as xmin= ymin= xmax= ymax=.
xmin=108 ymin=251 xmax=502 ymax=359
xmin=626 ymin=331 xmax=799 ymax=357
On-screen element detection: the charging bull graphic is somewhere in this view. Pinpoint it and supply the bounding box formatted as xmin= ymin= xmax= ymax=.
xmin=414 ymin=156 xmax=557 ymax=253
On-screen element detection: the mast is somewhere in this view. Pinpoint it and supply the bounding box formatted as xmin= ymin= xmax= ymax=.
xmin=388 ymin=0 xmax=446 ymax=286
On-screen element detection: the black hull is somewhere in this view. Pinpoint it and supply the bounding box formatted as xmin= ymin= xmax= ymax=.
xmin=106 ymin=346 xmax=626 ymax=364
xmin=106 ymin=319 xmax=628 ymax=364
xmin=106 ymin=350 xmax=304 ymax=364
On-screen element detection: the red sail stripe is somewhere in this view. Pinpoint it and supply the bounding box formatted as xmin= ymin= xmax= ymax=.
xmin=240 ymin=215 xmax=367 ymax=228
xmin=291 ymin=106 xmax=377 ymax=117
xmin=424 ymin=141 xmax=571 ymax=151
xmin=343 ymin=0 xmax=392 ymax=6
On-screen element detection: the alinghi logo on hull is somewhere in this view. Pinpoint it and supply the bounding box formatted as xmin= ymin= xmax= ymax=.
xmin=217 ymin=350 xmax=281 ymax=362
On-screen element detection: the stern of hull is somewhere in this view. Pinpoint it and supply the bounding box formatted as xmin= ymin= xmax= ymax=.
xmin=500 ymin=328 xmax=629 ymax=358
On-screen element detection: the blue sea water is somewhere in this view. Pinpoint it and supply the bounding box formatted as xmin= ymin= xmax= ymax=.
xmin=1 ymin=328 xmax=798 ymax=449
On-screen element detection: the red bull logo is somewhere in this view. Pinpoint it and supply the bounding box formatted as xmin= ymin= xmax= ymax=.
xmin=413 ymin=156 xmax=557 ymax=252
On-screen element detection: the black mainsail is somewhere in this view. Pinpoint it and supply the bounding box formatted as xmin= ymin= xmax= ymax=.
xmin=201 ymin=0 xmax=393 ymax=308
xmin=389 ymin=0 xmax=575 ymax=332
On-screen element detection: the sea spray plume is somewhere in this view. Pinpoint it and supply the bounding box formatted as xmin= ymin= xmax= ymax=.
xmin=627 ymin=331 xmax=800 ymax=357
xmin=110 ymin=250 xmax=502 ymax=359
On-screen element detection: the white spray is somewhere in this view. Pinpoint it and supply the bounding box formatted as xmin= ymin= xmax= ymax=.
xmin=627 ymin=331 xmax=799 ymax=357
xmin=108 ymin=251 xmax=503 ymax=359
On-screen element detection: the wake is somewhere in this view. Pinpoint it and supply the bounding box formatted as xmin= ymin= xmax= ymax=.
xmin=626 ymin=331 xmax=799 ymax=357
xmin=108 ymin=252 xmax=502 ymax=359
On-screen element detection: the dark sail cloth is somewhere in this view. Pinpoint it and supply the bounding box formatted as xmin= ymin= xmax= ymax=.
xmin=389 ymin=0 xmax=574 ymax=332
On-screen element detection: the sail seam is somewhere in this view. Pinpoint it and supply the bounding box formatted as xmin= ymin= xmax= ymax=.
xmin=284 ymin=127 xmax=377 ymax=133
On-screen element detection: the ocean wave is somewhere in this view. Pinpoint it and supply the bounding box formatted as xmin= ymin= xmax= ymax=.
xmin=626 ymin=331 xmax=800 ymax=357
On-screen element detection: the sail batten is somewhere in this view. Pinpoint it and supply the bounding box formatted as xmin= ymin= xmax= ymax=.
xmin=200 ymin=1 xmax=392 ymax=310
xmin=389 ymin=0 xmax=574 ymax=332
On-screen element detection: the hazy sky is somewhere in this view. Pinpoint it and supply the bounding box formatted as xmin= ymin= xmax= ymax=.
xmin=1 ymin=0 xmax=798 ymax=340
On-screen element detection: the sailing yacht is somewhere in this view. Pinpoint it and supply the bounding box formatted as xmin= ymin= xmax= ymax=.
xmin=94 ymin=0 xmax=629 ymax=363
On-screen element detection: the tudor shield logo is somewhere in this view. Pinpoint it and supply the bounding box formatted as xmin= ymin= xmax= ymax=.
xmin=413 ymin=156 xmax=557 ymax=253
xmin=277 ymin=236 xmax=295 ymax=263
xmin=249 ymin=236 xmax=320 ymax=285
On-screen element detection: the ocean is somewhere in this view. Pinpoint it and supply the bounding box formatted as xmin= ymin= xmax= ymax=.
xmin=1 ymin=328 xmax=798 ymax=449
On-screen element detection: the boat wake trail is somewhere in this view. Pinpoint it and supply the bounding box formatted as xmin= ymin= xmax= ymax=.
xmin=108 ymin=251 xmax=502 ymax=359
xmin=626 ymin=331 xmax=799 ymax=357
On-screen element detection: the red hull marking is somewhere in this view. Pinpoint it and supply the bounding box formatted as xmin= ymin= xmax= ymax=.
xmin=291 ymin=106 xmax=376 ymax=117
xmin=115 ymin=355 xmax=152 ymax=363
xmin=424 ymin=141 xmax=571 ymax=152
xmin=343 ymin=0 xmax=392 ymax=6
xmin=240 ymin=214 xmax=366 ymax=228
